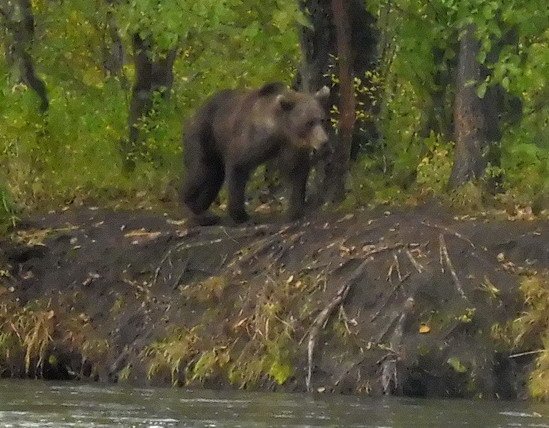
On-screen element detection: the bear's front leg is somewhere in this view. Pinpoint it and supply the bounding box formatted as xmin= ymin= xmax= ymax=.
xmin=287 ymin=161 xmax=309 ymax=221
xmin=287 ymin=177 xmax=306 ymax=221
xmin=227 ymin=166 xmax=250 ymax=223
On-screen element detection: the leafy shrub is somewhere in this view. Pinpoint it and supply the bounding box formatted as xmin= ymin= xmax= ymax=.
xmin=416 ymin=133 xmax=454 ymax=195
xmin=506 ymin=275 xmax=549 ymax=400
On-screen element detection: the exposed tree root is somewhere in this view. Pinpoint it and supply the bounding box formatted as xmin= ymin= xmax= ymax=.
xmin=422 ymin=220 xmax=476 ymax=248
xmin=370 ymin=273 xmax=411 ymax=322
xmin=439 ymin=234 xmax=468 ymax=300
xmin=405 ymin=248 xmax=425 ymax=273
xmin=306 ymin=251 xmax=382 ymax=392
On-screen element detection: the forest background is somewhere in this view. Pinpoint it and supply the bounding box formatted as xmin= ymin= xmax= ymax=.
xmin=0 ymin=0 xmax=547 ymax=229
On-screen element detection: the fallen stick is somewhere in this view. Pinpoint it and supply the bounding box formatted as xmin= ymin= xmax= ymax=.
xmin=405 ymin=249 xmax=425 ymax=273
xmin=422 ymin=220 xmax=476 ymax=249
xmin=386 ymin=251 xmax=402 ymax=282
xmin=171 ymin=258 xmax=190 ymax=289
xmin=328 ymin=243 xmax=406 ymax=276
xmin=364 ymin=242 xmax=406 ymax=258
xmin=508 ymin=349 xmax=545 ymax=359
xmin=228 ymin=225 xmax=294 ymax=269
xmin=334 ymin=298 xmax=414 ymax=390
xmin=439 ymin=234 xmax=467 ymax=300
xmin=370 ymin=272 xmax=411 ymax=322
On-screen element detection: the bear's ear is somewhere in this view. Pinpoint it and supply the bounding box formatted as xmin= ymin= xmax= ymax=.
xmin=276 ymin=94 xmax=295 ymax=112
xmin=315 ymin=86 xmax=330 ymax=101
xmin=259 ymin=82 xmax=287 ymax=97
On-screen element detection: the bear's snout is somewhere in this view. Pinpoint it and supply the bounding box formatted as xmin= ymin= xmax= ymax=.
xmin=308 ymin=124 xmax=329 ymax=151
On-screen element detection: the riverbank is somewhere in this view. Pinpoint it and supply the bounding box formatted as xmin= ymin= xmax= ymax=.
xmin=1 ymin=202 xmax=547 ymax=398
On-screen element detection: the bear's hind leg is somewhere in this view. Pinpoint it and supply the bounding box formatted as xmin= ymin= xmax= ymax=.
xmin=181 ymin=164 xmax=224 ymax=225
xmin=194 ymin=165 xmax=225 ymax=212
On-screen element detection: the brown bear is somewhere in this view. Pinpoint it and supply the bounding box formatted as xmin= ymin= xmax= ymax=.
xmin=180 ymin=82 xmax=330 ymax=225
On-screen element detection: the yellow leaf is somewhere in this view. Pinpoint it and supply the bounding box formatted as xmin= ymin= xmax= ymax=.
xmin=419 ymin=323 xmax=431 ymax=334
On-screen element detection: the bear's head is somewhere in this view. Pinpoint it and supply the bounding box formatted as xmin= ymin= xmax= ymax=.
xmin=275 ymin=87 xmax=330 ymax=152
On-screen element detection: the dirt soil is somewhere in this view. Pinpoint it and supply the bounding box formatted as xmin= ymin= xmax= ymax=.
xmin=0 ymin=201 xmax=548 ymax=398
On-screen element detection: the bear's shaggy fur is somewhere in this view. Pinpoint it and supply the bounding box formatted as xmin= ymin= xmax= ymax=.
xmin=180 ymin=82 xmax=329 ymax=225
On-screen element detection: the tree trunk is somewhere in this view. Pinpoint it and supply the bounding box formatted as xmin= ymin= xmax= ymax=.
xmin=425 ymin=27 xmax=521 ymax=192
xmin=481 ymin=27 xmax=523 ymax=142
xmin=420 ymin=47 xmax=455 ymax=140
xmin=295 ymin=0 xmax=334 ymax=93
xmin=121 ymin=33 xmax=177 ymax=171
xmin=1 ymin=0 xmax=49 ymax=112
xmin=479 ymin=28 xmax=523 ymax=194
xmin=101 ymin=1 xmax=125 ymax=79
xmin=297 ymin=0 xmax=376 ymax=152
xmin=448 ymin=24 xmax=486 ymax=189
xmin=325 ymin=0 xmax=356 ymax=202
xmin=347 ymin=0 xmax=379 ymax=159
xmin=289 ymin=0 xmax=376 ymax=204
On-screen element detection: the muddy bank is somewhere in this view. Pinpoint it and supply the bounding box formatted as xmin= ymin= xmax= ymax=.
xmin=0 ymin=202 xmax=547 ymax=398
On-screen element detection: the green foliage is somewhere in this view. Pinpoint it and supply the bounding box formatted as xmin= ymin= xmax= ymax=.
xmin=0 ymin=0 xmax=302 ymax=217
xmin=449 ymin=182 xmax=485 ymax=211
xmin=494 ymin=274 xmax=549 ymax=400
xmin=226 ymin=334 xmax=295 ymax=388
xmin=0 ymin=301 xmax=55 ymax=376
xmin=518 ymin=274 xmax=549 ymax=400
xmin=144 ymin=327 xmax=198 ymax=385
xmin=500 ymin=112 xmax=549 ymax=203
xmin=190 ymin=347 xmax=230 ymax=383
xmin=0 ymin=0 xmax=546 ymax=218
xmin=360 ymin=0 xmax=549 ymax=206
xmin=0 ymin=296 xmax=110 ymax=380
xmin=0 ymin=72 xmax=132 ymax=210
xmin=416 ymin=133 xmax=454 ymax=195
xmin=447 ymin=356 xmax=468 ymax=373
xmin=512 ymin=275 xmax=549 ymax=349
xmin=530 ymin=336 xmax=549 ymax=400
xmin=265 ymin=337 xmax=294 ymax=385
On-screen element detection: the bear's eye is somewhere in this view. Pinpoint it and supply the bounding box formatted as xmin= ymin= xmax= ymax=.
xmin=306 ymin=120 xmax=316 ymax=129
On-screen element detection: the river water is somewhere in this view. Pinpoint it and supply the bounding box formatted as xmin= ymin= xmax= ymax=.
xmin=1 ymin=380 xmax=548 ymax=427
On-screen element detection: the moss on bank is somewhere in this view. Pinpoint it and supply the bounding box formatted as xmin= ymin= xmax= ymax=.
xmin=513 ymin=274 xmax=549 ymax=399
